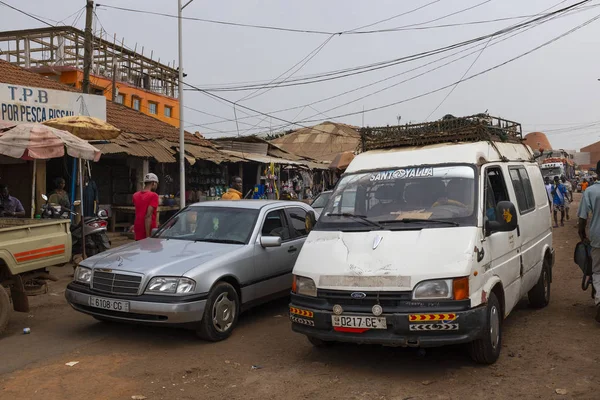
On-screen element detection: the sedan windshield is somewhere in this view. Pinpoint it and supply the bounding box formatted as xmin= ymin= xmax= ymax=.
xmin=311 ymin=192 xmax=331 ymax=208
xmin=318 ymin=165 xmax=477 ymax=230
xmin=156 ymin=207 xmax=258 ymax=244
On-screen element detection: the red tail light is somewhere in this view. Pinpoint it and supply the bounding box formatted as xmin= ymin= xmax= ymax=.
xmin=87 ymin=220 xmax=108 ymax=228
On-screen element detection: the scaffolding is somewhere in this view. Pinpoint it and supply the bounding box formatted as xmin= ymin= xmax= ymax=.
xmin=0 ymin=26 xmax=179 ymax=98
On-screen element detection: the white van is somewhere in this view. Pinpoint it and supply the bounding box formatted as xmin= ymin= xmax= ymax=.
xmin=289 ymin=124 xmax=553 ymax=364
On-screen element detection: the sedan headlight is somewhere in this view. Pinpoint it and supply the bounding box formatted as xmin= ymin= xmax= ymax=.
xmin=74 ymin=266 xmax=92 ymax=284
xmin=292 ymin=275 xmax=317 ymax=297
xmin=413 ymin=279 xmax=453 ymax=300
xmin=145 ymin=277 xmax=196 ymax=295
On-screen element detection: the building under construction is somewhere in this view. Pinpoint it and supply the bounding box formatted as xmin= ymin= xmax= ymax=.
xmin=0 ymin=26 xmax=181 ymax=127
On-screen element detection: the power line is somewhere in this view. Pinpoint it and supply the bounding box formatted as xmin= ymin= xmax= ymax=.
xmin=97 ymin=1 xmax=498 ymax=37
xmin=0 ymin=1 xmax=55 ymax=27
xmin=346 ymin=0 xmax=443 ymax=32
xmin=237 ymin=34 xmax=336 ymax=102
xmin=190 ymin=1 xmax=591 ymax=92
xmin=195 ymin=1 xmax=593 ymax=135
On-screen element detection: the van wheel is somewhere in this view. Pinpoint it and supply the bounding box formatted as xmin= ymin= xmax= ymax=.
xmin=306 ymin=335 xmax=333 ymax=348
xmin=468 ymin=292 xmax=502 ymax=364
xmin=0 ymin=285 xmax=11 ymax=335
xmin=197 ymin=282 xmax=239 ymax=342
xmin=528 ymin=261 xmax=551 ymax=308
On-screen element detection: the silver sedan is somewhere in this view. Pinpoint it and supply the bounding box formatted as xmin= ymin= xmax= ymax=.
xmin=65 ymin=200 xmax=315 ymax=341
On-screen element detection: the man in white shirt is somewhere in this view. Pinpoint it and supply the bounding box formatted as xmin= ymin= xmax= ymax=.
xmin=544 ymin=176 xmax=553 ymax=214
xmin=561 ymin=176 xmax=573 ymax=220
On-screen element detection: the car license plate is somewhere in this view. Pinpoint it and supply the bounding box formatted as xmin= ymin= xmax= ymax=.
xmin=89 ymin=296 xmax=130 ymax=312
xmin=331 ymin=315 xmax=386 ymax=329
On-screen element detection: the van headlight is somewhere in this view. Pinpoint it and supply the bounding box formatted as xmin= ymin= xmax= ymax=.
xmin=74 ymin=266 xmax=92 ymax=284
xmin=413 ymin=279 xmax=453 ymax=300
xmin=145 ymin=277 xmax=196 ymax=295
xmin=292 ymin=275 xmax=317 ymax=297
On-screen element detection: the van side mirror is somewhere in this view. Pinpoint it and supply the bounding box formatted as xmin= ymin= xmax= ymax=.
xmin=486 ymin=201 xmax=518 ymax=235
xmin=305 ymin=210 xmax=317 ymax=233
xmin=260 ymin=236 xmax=282 ymax=248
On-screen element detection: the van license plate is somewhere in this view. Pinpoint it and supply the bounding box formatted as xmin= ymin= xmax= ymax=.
xmin=89 ymin=296 xmax=130 ymax=312
xmin=331 ymin=315 xmax=386 ymax=329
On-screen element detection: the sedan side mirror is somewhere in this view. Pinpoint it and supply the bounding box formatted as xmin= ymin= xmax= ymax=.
xmin=305 ymin=210 xmax=317 ymax=233
xmin=260 ymin=236 xmax=282 ymax=248
xmin=486 ymin=201 xmax=518 ymax=235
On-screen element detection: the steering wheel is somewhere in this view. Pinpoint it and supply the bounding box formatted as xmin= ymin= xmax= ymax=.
xmin=432 ymin=198 xmax=468 ymax=208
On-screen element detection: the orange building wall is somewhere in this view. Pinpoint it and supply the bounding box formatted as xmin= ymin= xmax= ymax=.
xmin=41 ymin=70 xmax=180 ymax=127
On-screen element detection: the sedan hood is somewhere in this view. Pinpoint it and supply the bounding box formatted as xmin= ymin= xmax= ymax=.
xmin=81 ymin=238 xmax=241 ymax=277
xmin=293 ymin=227 xmax=479 ymax=291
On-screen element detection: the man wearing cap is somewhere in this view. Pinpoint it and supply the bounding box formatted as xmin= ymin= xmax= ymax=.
xmin=133 ymin=173 xmax=159 ymax=241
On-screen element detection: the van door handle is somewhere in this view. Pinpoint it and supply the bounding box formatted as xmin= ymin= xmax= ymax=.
xmin=288 ymin=246 xmax=297 ymax=253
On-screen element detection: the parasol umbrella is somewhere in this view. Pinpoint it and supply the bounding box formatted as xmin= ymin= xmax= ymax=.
xmin=329 ymin=151 xmax=355 ymax=171
xmin=0 ymin=124 xmax=101 ymax=230
xmin=0 ymin=123 xmax=101 ymax=161
xmin=43 ymin=115 xmax=121 ymax=140
xmin=0 ymin=121 xmax=16 ymax=131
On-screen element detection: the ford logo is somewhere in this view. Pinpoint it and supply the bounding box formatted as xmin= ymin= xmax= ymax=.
xmin=351 ymin=292 xmax=367 ymax=299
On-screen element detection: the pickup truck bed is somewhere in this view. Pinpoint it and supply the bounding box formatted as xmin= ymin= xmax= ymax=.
xmin=0 ymin=218 xmax=72 ymax=276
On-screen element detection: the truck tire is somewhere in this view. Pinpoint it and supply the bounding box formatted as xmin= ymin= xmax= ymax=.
xmin=0 ymin=285 xmax=11 ymax=335
xmin=528 ymin=260 xmax=551 ymax=309
xmin=196 ymin=282 xmax=239 ymax=342
xmin=468 ymin=292 xmax=502 ymax=364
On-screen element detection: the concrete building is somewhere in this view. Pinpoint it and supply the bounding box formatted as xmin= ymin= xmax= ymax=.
xmin=0 ymin=27 xmax=180 ymax=127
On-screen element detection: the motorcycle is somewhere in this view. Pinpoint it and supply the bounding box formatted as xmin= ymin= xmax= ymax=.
xmin=40 ymin=194 xmax=111 ymax=258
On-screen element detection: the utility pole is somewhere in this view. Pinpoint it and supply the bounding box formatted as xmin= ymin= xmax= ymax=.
xmin=82 ymin=0 xmax=94 ymax=94
xmin=178 ymin=0 xmax=191 ymax=209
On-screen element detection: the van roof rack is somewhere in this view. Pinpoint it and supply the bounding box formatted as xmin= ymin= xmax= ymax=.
xmin=359 ymin=114 xmax=523 ymax=152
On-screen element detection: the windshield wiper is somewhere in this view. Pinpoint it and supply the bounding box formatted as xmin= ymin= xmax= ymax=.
xmin=195 ymin=238 xmax=245 ymax=245
xmin=327 ymin=213 xmax=384 ymax=229
xmin=379 ymin=218 xmax=459 ymax=227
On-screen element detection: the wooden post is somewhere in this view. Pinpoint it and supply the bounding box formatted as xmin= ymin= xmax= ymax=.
xmin=82 ymin=0 xmax=94 ymax=94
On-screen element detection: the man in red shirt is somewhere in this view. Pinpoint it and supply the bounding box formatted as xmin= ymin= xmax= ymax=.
xmin=133 ymin=173 xmax=159 ymax=241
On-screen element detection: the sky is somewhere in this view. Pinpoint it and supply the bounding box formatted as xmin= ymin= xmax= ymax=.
xmin=1 ymin=0 xmax=600 ymax=150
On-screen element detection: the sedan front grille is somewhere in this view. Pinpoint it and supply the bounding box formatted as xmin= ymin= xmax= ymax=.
xmin=92 ymin=271 xmax=142 ymax=295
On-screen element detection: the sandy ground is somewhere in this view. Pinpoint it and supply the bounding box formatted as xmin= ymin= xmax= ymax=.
xmin=0 ymin=194 xmax=599 ymax=400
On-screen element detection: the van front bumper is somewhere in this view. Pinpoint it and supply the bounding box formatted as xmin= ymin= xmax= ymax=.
xmin=289 ymin=302 xmax=487 ymax=348
xmin=65 ymin=282 xmax=207 ymax=326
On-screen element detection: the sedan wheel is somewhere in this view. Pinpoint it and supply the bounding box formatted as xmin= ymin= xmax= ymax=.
xmin=197 ymin=282 xmax=240 ymax=342
xmin=212 ymin=292 xmax=236 ymax=333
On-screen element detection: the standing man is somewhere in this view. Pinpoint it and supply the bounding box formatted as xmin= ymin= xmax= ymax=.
xmin=582 ymin=178 xmax=589 ymax=192
xmin=133 ymin=173 xmax=159 ymax=241
xmin=0 ymin=184 xmax=25 ymax=217
xmin=544 ymin=176 xmax=553 ymax=211
xmin=561 ymin=176 xmax=573 ymax=221
xmin=221 ymin=176 xmax=243 ymax=200
xmin=551 ymin=176 xmax=568 ymax=228
xmin=578 ymin=160 xmax=600 ymax=323
xmin=82 ymin=174 xmax=99 ymax=218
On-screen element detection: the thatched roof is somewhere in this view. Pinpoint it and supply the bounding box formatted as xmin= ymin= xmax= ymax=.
xmin=270 ymin=121 xmax=360 ymax=163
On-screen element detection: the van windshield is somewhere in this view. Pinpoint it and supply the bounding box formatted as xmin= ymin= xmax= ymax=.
xmin=317 ymin=165 xmax=477 ymax=231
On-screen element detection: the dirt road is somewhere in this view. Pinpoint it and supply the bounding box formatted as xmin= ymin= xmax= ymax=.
xmin=1 ymin=195 xmax=599 ymax=400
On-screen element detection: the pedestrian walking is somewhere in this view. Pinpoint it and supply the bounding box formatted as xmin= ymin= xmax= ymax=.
xmin=578 ymin=160 xmax=600 ymax=323
xmin=551 ymin=176 xmax=568 ymax=227
xmin=561 ymin=176 xmax=573 ymax=220
xmin=133 ymin=173 xmax=159 ymax=241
